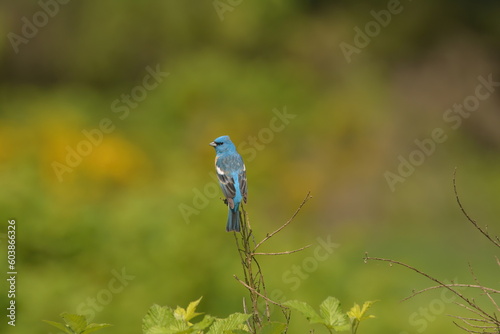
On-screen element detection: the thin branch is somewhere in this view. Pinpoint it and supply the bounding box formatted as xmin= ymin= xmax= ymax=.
xmin=233 ymin=193 xmax=312 ymax=332
xmin=254 ymin=191 xmax=312 ymax=251
xmin=453 ymin=321 xmax=483 ymax=334
xmin=448 ymin=315 xmax=494 ymax=324
xmin=253 ymin=244 xmax=312 ymax=256
xmin=234 ymin=275 xmax=288 ymax=308
xmin=453 ymin=168 xmax=500 ymax=248
xmin=252 ymin=259 xmax=271 ymax=320
xmin=453 ymin=301 xmax=492 ymax=322
xmin=402 ymin=284 xmax=500 ymax=302
xmin=468 ymin=262 xmax=500 ymax=313
xmin=364 ymin=255 xmax=497 ymax=323
xmin=453 ymin=316 xmax=497 ymax=330
xmin=365 ymin=255 xmax=459 ymax=296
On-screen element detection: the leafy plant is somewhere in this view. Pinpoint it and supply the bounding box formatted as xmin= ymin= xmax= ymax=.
xmin=347 ymin=301 xmax=378 ymax=334
xmin=43 ymin=313 xmax=111 ymax=334
xmin=284 ymin=297 xmax=376 ymax=333
xmin=230 ymin=193 xmax=313 ymax=332
xmin=142 ymin=297 xmax=251 ymax=334
xmin=44 ymin=192 xmax=377 ymax=334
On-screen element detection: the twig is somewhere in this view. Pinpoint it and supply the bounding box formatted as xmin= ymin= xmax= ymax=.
xmin=454 ymin=316 xmax=497 ymax=330
xmin=365 ymin=255 xmax=458 ymax=295
xmin=453 ymin=168 xmax=500 ymax=248
xmin=252 ymin=259 xmax=271 ymax=320
xmin=402 ymin=284 xmax=500 ymax=302
xmin=448 ymin=315 xmax=494 ymax=324
xmin=453 ymin=320 xmax=483 ymax=334
xmin=234 ymin=275 xmax=288 ymax=308
xmin=468 ymin=262 xmax=500 ymax=313
xmin=364 ymin=254 xmax=497 ymax=324
xmin=233 ymin=192 xmax=312 ymax=332
xmin=452 ymin=301 xmax=491 ymax=322
xmin=253 ymin=244 xmax=312 ymax=256
xmin=254 ymin=191 xmax=312 ymax=251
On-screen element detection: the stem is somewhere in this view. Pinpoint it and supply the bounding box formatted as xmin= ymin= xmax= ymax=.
xmin=233 ymin=192 xmax=312 ymax=332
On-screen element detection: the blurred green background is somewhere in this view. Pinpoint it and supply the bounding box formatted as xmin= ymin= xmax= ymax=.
xmin=1 ymin=1 xmax=500 ymax=333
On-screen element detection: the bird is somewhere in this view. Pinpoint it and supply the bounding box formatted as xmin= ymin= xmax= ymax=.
xmin=209 ymin=135 xmax=247 ymax=232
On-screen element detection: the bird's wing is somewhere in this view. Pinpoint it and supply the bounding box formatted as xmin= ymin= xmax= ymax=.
xmin=215 ymin=160 xmax=237 ymax=205
xmin=239 ymin=164 xmax=247 ymax=203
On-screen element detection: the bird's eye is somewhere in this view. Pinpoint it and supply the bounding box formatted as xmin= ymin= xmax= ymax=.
xmin=216 ymin=142 xmax=223 ymax=146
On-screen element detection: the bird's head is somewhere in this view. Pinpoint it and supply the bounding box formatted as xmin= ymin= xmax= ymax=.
xmin=209 ymin=135 xmax=235 ymax=154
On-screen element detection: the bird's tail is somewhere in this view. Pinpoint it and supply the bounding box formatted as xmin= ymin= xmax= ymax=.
xmin=226 ymin=205 xmax=241 ymax=232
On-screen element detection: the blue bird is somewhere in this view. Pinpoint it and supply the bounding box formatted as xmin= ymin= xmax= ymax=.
xmin=210 ymin=135 xmax=247 ymax=232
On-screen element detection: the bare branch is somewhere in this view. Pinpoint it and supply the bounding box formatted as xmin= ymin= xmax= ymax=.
xmin=402 ymin=284 xmax=500 ymax=302
xmin=468 ymin=262 xmax=500 ymax=313
xmin=253 ymin=244 xmax=312 ymax=256
xmin=448 ymin=315 xmax=493 ymax=324
xmin=452 ymin=316 xmax=498 ymax=330
xmin=453 ymin=321 xmax=483 ymax=334
xmin=453 ymin=301 xmax=492 ymax=321
xmin=453 ymin=168 xmax=500 ymax=248
xmin=234 ymin=275 xmax=288 ymax=308
xmin=232 ymin=195 xmax=307 ymax=332
xmin=254 ymin=191 xmax=312 ymax=251
xmin=364 ymin=254 xmax=497 ymax=324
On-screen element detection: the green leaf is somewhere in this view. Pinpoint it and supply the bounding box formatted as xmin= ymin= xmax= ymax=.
xmin=143 ymin=326 xmax=174 ymax=334
xmin=185 ymin=297 xmax=203 ymax=322
xmin=319 ymin=297 xmax=350 ymax=331
xmin=61 ymin=313 xmax=88 ymax=333
xmin=259 ymin=322 xmax=287 ymax=334
xmin=174 ymin=297 xmax=203 ymax=323
xmin=283 ymin=300 xmax=322 ymax=324
xmin=143 ymin=320 xmax=190 ymax=334
xmin=142 ymin=304 xmax=176 ymax=334
xmin=192 ymin=315 xmax=215 ymax=330
xmin=206 ymin=313 xmax=251 ymax=334
xmin=82 ymin=323 xmax=113 ymax=334
xmin=44 ymin=314 xmax=111 ymax=334
xmin=43 ymin=320 xmax=73 ymax=334
xmin=167 ymin=319 xmax=190 ymax=332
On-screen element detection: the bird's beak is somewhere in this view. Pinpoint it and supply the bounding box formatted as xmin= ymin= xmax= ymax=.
xmin=209 ymin=141 xmax=217 ymax=147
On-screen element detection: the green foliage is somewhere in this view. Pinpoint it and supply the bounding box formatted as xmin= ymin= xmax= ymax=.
xmin=3 ymin=1 xmax=500 ymax=333
xmin=284 ymin=297 xmax=376 ymax=333
xmin=142 ymin=298 xmax=251 ymax=334
xmin=43 ymin=313 xmax=111 ymax=334
xmin=174 ymin=297 xmax=204 ymax=324
xmin=258 ymin=322 xmax=287 ymax=334
xmin=205 ymin=313 xmax=251 ymax=334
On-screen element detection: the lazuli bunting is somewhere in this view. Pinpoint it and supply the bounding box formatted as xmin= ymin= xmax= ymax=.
xmin=210 ymin=135 xmax=247 ymax=232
